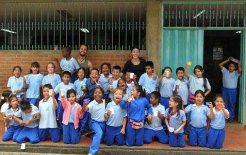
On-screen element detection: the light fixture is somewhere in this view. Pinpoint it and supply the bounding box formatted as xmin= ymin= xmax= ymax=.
xmin=193 ymin=10 xmax=206 ymax=19
xmin=80 ymin=28 xmax=89 ymax=33
xmin=236 ymin=31 xmax=241 ymax=34
xmin=1 ymin=28 xmax=16 ymax=34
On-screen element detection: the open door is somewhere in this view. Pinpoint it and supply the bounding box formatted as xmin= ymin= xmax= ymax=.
xmin=162 ymin=29 xmax=204 ymax=74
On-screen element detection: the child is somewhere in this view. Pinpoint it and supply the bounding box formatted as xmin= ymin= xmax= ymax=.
xmin=207 ymin=95 xmax=229 ymax=149
xmin=117 ymin=78 xmax=131 ymax=101
xmin=159 ymin=66 xmax=175 ymax=108
xmin=86 ymin=68 xmax=100 ymax=100
xmin=83 ymin=87 xmax=106 ymax=155
xmin=219 ymin=57 xmax=241 ymax=122
xmin=42 ymin=62 xmax=62 ymax=89
xmin=120 ymin=85 xmax=153 ymax=146
xmin=74 ymin=67 xmax=87 ymax=105
xmin=7 ymin=66 xmax=25 ymax=100
xmin=99 ymin=63 xmax=112 ymax=100
xmin=25 ymin=62 xmax=44 ymax=105
xmin=54 ymin=71 xmax=75 ymax=128
xmin=144 ymin=91 xmax=168 ymax=144
xmin=14 ymin=100 xmax=40 ymax=144
xmin=164 ymin=95 xmax=186 ymax=147
xmin=58 ymin=47 xmax=80 ymax=82
xmin=108 ymin=65 xmax=122 ymax=101
xmin=173 ymin=67 xmax=189 ymax=107
xmin=1 ymin=90 xmax=12 ymax=114
xmin=104 ymin=88 xmax=127 ymax=146
xmin=138 ymin=61 xmax=159 ymax=96
xmin=2 ymin=95 xmax=22 ymax=142
xmin=184 ymin=90 xmax=213 ymax=147
xmin=185 ymin=65 xmax=211 ymax=103
xmin=38 ymin=84 xmax=60 ymax=142
xmin=61 ymin=89 xmax=83 ymax=144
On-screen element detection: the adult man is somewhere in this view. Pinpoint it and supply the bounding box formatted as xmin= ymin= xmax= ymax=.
xmin=77 ymin=44 xmax=93 ymax=77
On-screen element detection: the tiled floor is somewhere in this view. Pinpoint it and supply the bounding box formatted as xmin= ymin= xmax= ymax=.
xmin=0 ymin=122 xmax=245 ymax=151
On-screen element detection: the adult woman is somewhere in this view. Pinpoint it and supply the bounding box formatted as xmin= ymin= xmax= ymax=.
xmin=123 ymin=47 xmax=146 ymax=82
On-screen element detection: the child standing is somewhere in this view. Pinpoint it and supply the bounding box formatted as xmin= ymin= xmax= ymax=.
xmin=120 ymin=85 xmax=153 ymax=146
xmin=159 ymin=66 xmax=175 ymax=108
xmin=173 ymin=67 xmax=189 ymax=107
xmin=104 ymin=88 xmax=127 ymax=146
xmin=138 ymin=61 xmax=159 ymax=96
xmin=83 ymin=87 xmax=106 ymax=155
xmin=38 ymin=84 xmax=60 ymax=142
xmin=185 ymin=65 xmax=211 ymax=103
xmin=144 ymin=91 xmax=168 ymax=144
xmin=165 ymin=95 xmax=186 ymax=147
xmin=74 ymin=67 xmax=87 ymax=105
xmin=184 ymin=90 xmax=213 ymax=147
xmin=2 ymin=95 xmax=22 ymax=142
xmin=14 ymin=100 xmax=40 ymax=144
xmin=61 ymin=89 xmax=83 ymax=144
xmin=54 ymin=71 xmax=75 ymax=128
xmin=207 ymin=95 xmax=229 ymax=149
xmin=219 ymin=57 xmax=241 ymax=122
xmin=7 ymin=66 xmax=25 ymax=100
xmin=42 ymin=62 xmax=61 ymax=89
xmin=108 ymin=65 xmax=122 ymax=101
xmin=25 ymin=62 xmax=44 ymax=105
xmin=99 ymin=63 xmax=112 ymax=100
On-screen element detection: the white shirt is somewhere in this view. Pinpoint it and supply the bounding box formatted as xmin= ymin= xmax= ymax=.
xmin=1 ymin=103 xmax=9 ymax=113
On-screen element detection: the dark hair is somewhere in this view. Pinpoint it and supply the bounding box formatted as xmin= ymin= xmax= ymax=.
xmin=145 ymin=61 xmax=154 ymax=68
xmin=8 ymin=95 xmax=18 ymax=109
xmin=90 ymin=68 xmax=100 ymax=75
xmin=228 ymin=62 xmax=238 ymax=70
xmin=67 ymin=89 xmax=77 ymax=98
xmin=93 ymin=87 xmax=104 ymax=96
xmin=131 ymin=46 xmax=140 ymax=53
xmin=150 ymin=91 xmax=161 ymax=102
xmin=176 ymin=67 xmax=185 ymax=74
xmin=194 ymin=90 xmax=205 ymax=98
xmin=63 ymin=46 xmax=72 ymax=53
xmin=168 ymin=95 xmax=183 ymax=117
xmin=134 ymin=85 xmax=146 ymax=97
xmin=112 ymin=65 xmax=121 ymax=72
xmin=193 ymin=65 xmax=208 ymax=90
xmin=30 ymin=61 xmax=40 ymax=73
xmin=76 ymin=67 xmax=86 ymax=78
xmin=20 ymin=100 xmax=31 ymax=111
xmin=212 ymin=94 xmax=226 ymax=105
xmin=13 ymin=66 xmax=22 ymax=72
xmin=162 ymin=66 xmax=172 ymax=74
xmin=100 ymin=63 xmax=111 ymax=74
xmin=80 ymin=44 xmax=89 ymax=50
xmin=62 ymin=71 xmax=71 ymax=77
xmin=0 ymin=90 xmax=12 ymax=109
xmin=43 ymin=84 xmax=53 ymax=90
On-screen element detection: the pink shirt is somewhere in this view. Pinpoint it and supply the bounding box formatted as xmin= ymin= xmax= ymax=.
xmin=61 ymin=99 xmax=83 ymax=129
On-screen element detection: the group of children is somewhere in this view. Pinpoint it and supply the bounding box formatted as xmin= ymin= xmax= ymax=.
xmin=0 ymin=46 xmax=242 ymax=155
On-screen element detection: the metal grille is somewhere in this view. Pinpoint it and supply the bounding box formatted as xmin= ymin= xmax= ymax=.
xmin=163 ymin=2 xmax=245 ymax=27
xmin=0 ymin=2 xmax=146 ymax=50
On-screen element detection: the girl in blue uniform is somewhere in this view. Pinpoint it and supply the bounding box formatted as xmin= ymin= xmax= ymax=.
xmin=184 ymin=90 xmax=213 ymax=147
xmin=120 ymin=85 xmax=153 ymax=146
xmin=42 ymin=62 xmax=61 ymax=89
xmin=2 ymin=95 xmax=22 ymax=142
xmin=104 ymin=88 xmax=127 ymax=146
xmin=207 ymin=95 xmax=229 ymax=149
xmin=165 ymin=95 xmax=186 ymax=147
xmin=74 ymin=67 xmax=87 ymax=105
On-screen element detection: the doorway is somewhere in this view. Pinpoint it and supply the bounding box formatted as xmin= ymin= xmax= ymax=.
xmin=203 ymin=30 xmax=241 ymax=120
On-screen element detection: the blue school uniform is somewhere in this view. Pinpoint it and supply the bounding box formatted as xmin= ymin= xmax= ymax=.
xmin=188 ymin=75 xmax=211 ymax=95
xmin=173 ymin=79 xmax=189 ymax=106
xmin=38 ymin=98 xmax=60 ymax=142
xmin=42 ymin=74 xmax=62 ymax=89
xmin=2 ymin=108 xmax=22 ymax=142
xmin=99 ymin=74 xmax=112 ymax=99
xmin=160 ymin=77 xmax=175 ymax=108
xmin=207 ymin=108 xmax=229 ymax=149
xmin=26 ymin=74 xmax=44 ymax=105
xmin=7 ymin=76 xmax=24 ymax=99
xmin=164 ymin=109 xmax=186 ymax=147
xmin=74 ymin=78 xmax=87 ymax=104
xmin=108 ymin=78 xmax=121 ymax=100
xmin=185 ymin=104 xmax=210 ymax=147
xmin=87 ymin=100 xmax=106 ymax=155
xmin=60 ymin=57 xmax=80 ymax=82
xmin=105 ymin=101 xmax=127 ymax=146
xmin=144 ymin=104 xmax=168 ymax=144
xmin=120 ymin=97 xmax=153 ymax=146
xmin=138 ymin=73 xmax=159 ymax=94
xmin=16 ymin=105 xmax=40 ymax=144
xmin=86 ymin=78 xmax=97 ymax=100
xmin=221 ymin=67 xmax=240 ymax=121
xmin=54 ymin=82 xmax=75 ymax=128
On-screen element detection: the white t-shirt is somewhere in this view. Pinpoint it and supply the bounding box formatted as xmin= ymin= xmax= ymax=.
xmin=1 ymin=103 xmax=9 ymax=113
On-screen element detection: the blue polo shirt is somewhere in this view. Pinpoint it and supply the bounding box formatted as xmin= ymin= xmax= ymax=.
xmin=222 ymin=67 xmax=240 ymax=89
xmin=138 ymin=73 xmax=159 ymax=94
xmin=164 ymin=109 xmax=186 ymax=133
xmin=210 ymin=108 xmax=229 ymax=129
xmin=106 ymin=101 xmax=127 ymax=127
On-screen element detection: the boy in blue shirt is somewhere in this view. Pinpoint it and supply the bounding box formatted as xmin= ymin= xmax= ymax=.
xmin=219 ymin=57 xmax=242 ymax=122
